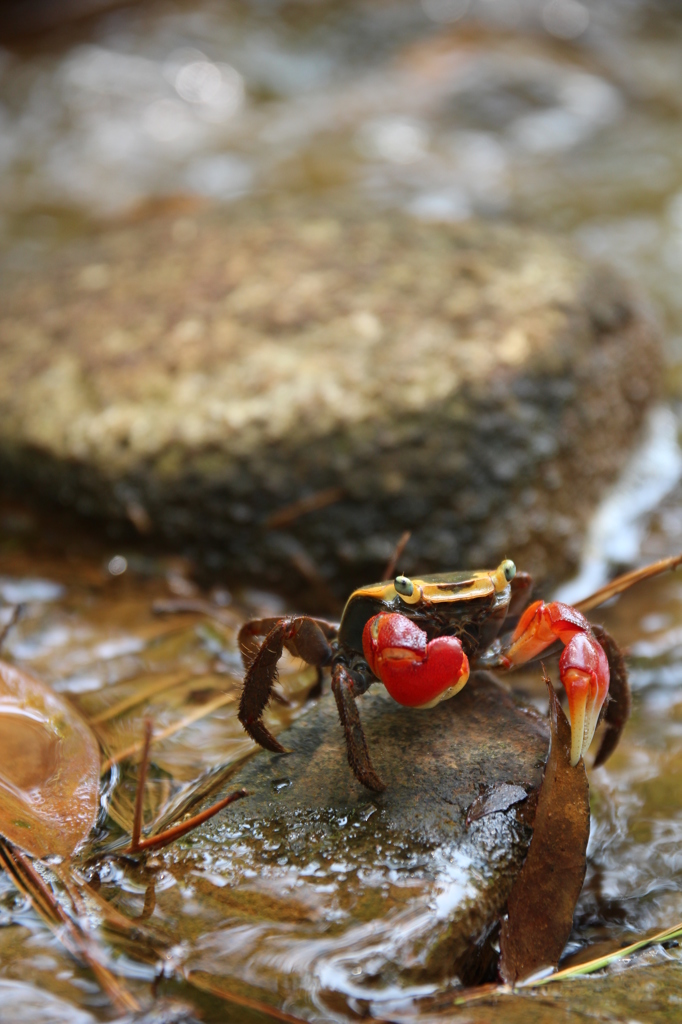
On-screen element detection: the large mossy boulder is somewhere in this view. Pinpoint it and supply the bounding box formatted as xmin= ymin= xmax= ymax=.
xmin=0 ymin=199 xmax=660 ymax=597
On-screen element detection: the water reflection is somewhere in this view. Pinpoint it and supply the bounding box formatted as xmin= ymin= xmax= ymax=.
xmin=1 ymin=504 xmax=682 ymax=1016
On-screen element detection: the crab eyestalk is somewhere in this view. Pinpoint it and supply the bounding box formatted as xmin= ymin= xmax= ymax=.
xmin=362 ymin=613 xmax=470 ymax=708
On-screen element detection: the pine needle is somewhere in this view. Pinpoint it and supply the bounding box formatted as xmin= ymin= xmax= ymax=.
xmin=0 ymin=839 xmax=139 ymax=1014
xmin=99 ymin=690 xmax=237 ymax=773
xmin=88 ymin=670 xmax=196 ymax=725
xmin=520 ymin=920 xmax=682 ymax=987
xmin=184 ymin=969 xmax=311 ymax=1024
xmin=453 ymin=920 xmax=682 ymax=1005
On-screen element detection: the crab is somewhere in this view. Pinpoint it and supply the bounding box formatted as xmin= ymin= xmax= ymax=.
xmin=237 ymin=556 xmax=680 ymax=792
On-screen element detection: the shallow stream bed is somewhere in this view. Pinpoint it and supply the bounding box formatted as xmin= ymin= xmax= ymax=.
xmin=1 ymin=498 xmax=682 ymax=1022
xmin=3 ymin=0 xmax=682 ymax=1020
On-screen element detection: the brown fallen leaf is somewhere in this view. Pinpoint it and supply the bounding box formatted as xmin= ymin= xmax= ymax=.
xmin=0 ymin=660 xmax=100 ymax=859
xmin=466 ymin=784 xmax=529 ymax=826
xmin=499 ymin=673 xmax=590 ymax=984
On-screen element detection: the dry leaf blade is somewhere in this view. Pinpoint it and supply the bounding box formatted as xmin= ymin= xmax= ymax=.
xmin=499 ymin=675 xmax=590 ymax=984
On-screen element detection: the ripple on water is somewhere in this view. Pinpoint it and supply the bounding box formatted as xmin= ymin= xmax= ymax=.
xmin=0 ymin=707 xmax=60 ymax=792
xmin=0 ymin=981 xmax=96 ymax=1024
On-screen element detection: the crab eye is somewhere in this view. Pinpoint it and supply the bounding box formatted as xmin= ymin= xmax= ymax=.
xmin=394 ymin=575 xmax=414 ymax=598
xmin=501 ymin=559 xmax=516 ymax=582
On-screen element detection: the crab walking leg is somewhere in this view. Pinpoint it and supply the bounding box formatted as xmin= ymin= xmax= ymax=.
xmin=238 ymin=617 xmax=335 ymax=753
xmin=501 ymin=601 xmax=609 ymax=766
xmin=238 ymin=616 xmax=337 ymax=671
xmin=591 ymin=624 xmax=630 ymax=768
xmin=331 ymin=664 xmax=385 ymax=792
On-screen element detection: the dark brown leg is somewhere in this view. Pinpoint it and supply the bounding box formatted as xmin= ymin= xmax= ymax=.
xmin=591 ymin=624 xmax=631 ymax=767
xmin=238 ymin=617 xmax=335 ymax=753
xmin=238 ymin=618 xmax=289 ymax=672
xmin=308 ymin=667 xmax=324 ymax=700
xmin=331 ymin=663 xmax=385 ymax=792
xmin=238 ymin=616 xmax=337 ymax=671
xmin=508 ymin=571 xmax=534 ymax=619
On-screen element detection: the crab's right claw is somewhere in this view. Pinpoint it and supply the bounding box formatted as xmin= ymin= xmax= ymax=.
xmin=559 ymin=633 xmax=610 ymax=767
xmin=362 ymin=613 xmax=470 ymax=709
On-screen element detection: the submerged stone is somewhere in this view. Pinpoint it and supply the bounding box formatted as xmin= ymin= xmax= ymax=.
xmin=0 ymin=200 xmax=660 ymax=598
xmin=159 ymin=672 xmax=549 ymax=1004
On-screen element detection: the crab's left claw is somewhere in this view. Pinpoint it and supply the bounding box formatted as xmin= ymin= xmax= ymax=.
xmin=560 ymin=633 xmax=610 ymax=767
xmin=502 ymin=600 xmax=610 ymax=766
xmin=363 ymin=613 xmax=470 ymax=708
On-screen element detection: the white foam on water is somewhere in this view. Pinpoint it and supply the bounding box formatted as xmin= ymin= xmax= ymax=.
xmin=555 ymin=406 xmax=682 ymax=605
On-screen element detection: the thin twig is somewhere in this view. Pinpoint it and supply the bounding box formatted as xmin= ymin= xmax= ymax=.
xmin=184 ymin=968 xmax=311 ymax=1024
xmin=0 ymin=603 xmax=22 ymax=652
xmin=383 ymin=530 xmax=411 ymax=581
xmin=0 ymin=840 xmax=139 ymax=1014
xmin=265 ymin=486 xmax=345 ymax=529
xmin=125 ymin=788 xmax=248 ymax=854
xmin=130 ymin=719 xmax=153 ymax=853
xmin=575 ymin=553 xmax=682 ymax=613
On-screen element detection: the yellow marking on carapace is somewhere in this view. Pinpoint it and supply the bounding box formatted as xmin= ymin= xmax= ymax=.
xmin=352 ymin=568 xmax=499 ymax=607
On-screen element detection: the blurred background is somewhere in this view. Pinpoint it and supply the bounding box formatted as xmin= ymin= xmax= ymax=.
xmin=3 ymin=0 xmax=682 ymax=598
xmin=0 ymin=0 xmax=681 ymax=333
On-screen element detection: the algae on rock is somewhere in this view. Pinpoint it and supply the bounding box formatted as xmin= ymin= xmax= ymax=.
xmin=0 ymin=199 xmax=660 ymax=596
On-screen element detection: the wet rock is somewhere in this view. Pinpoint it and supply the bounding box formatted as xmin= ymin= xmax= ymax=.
xmin=417 ymin=950 xmax=682 ymax=1023
xmin=0 ymin=199 xmax=660 ymax=598
xmin=168 ymin=672 xmax=548 ymax=996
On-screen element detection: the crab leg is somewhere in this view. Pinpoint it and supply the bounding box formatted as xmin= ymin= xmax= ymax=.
xmin=590 ymin=624 xmax=630 ymax=768
xmin=331 ymin=664 xmax=385 ymax=792
xmin=500 ymin=601 xmax=609 ymax=766
xmin=238 ymin=617 xmax=335 ymax=752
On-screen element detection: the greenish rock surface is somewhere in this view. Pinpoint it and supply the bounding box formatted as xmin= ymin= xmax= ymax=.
xmin=151 ymin=672 xmax=549 ymax=1000
xmin=0 ymin=200 xmax=660 ymax=596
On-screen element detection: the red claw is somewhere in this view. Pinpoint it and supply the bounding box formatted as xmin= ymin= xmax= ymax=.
xmin=560 ymin=633 xmax=609 ymax=767
xmin=504 ymin=600 xmax=610 ymax=766
xmin=362 ymin=613 xmax=470 ymax=708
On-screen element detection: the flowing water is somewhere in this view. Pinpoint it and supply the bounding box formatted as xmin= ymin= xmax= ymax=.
xmin=3 ymin=0 xmax=682 ymax=1020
